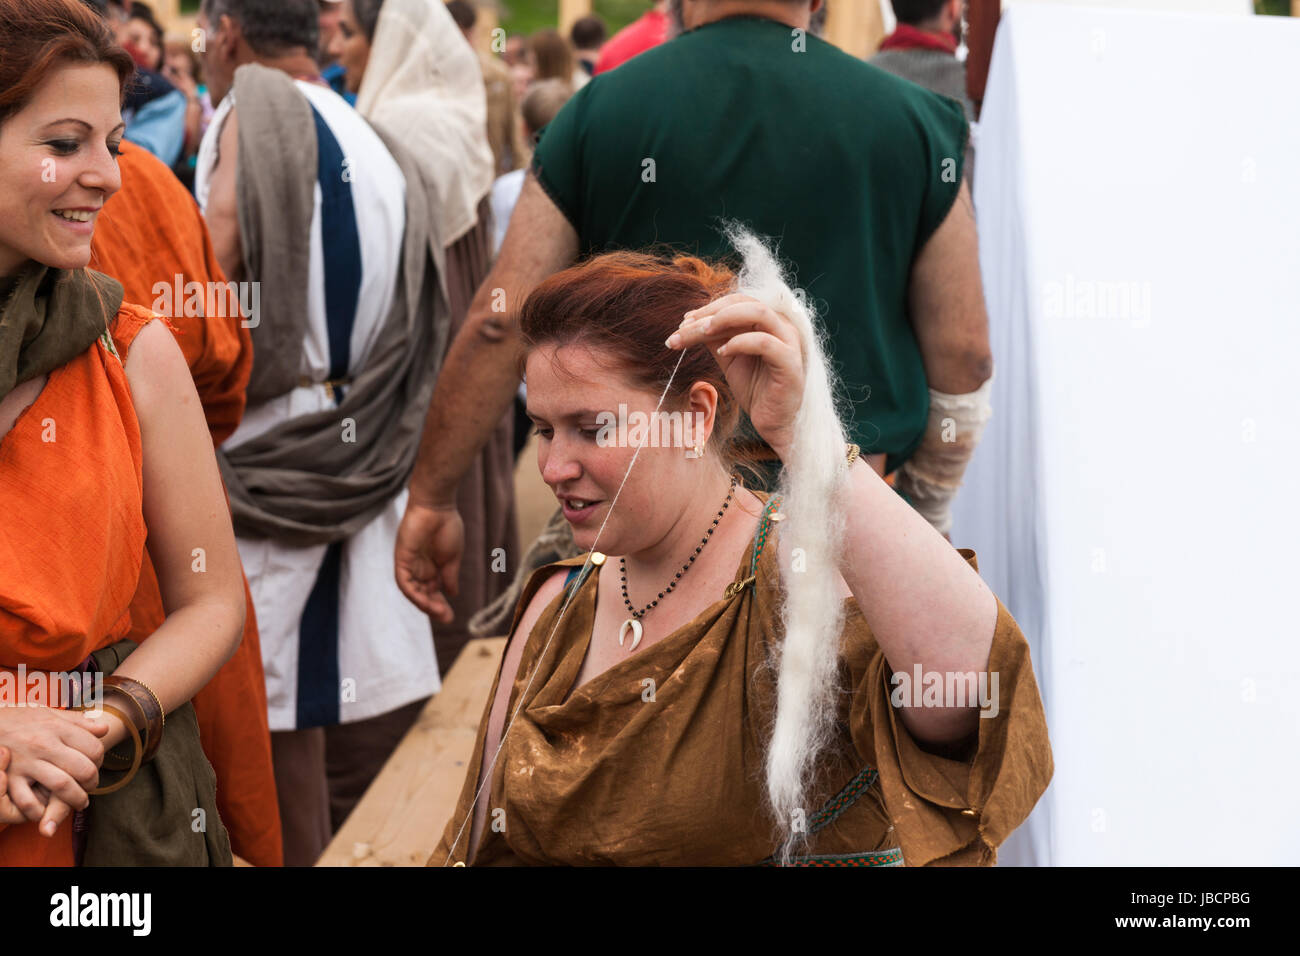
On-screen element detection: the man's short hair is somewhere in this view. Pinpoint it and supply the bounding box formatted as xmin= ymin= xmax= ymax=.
xmin=201 ymin=0 xmax=319 ymax=56
xmin=445 ymin=0 xmax=476 ymax=32
xmin=570 ymin=15 xmax=606 ymax=51
xmin=521 ymin=78 xmax=572 ymax=139
xmin=891 ymin=0 xmax=950 ymax=25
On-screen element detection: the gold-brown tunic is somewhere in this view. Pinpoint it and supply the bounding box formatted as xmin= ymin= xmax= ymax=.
xmin=429 ymin=498 xmax=1053 ymax=866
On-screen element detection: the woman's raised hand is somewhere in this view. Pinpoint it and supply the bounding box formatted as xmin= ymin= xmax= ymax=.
xmin=666 ymin=293 xmax=806 ymax=461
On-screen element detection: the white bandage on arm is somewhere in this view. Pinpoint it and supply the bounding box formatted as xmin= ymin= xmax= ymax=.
xmin=894 ymin=371 xmax=994 ymax=536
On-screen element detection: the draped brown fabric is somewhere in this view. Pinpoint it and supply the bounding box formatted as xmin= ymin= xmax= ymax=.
xmin=217 ymin=68 xmax=451 ymax=547
xmin=429 ymin=494 xmax=1053 ymax=866
xmin=0 ymin=265 xmax=121 ymax=405
xmin=435 ymin=195 xmax=518 ymax=673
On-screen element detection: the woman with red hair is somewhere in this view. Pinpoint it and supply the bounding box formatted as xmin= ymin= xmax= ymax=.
xmin=0 ymin=0 xmax=243 ymax=865
xmin=428 ymin=238 xmax=1053 ymax=866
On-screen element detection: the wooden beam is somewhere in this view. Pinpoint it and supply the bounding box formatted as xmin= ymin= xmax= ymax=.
xmin=558 ymin=0 xmax=594 ymax=38
xmin=826 ymin=0 xmax=886 ymax=59
xmin=1293 ymin=0 xmax=1300 ymax=18
xmin=473 ymin=1 xmax=501 ymax=56
xmin=965 ymin=0 xmax=1001 ymax=118
xmin=153 ymin=0 xmax=181 ymax=30
xmin=316 ymin=637 xmax=506 ymax=867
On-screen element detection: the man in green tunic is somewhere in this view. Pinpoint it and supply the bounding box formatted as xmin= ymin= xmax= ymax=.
xmin=395 ymin=0 xmax=995 ymax=633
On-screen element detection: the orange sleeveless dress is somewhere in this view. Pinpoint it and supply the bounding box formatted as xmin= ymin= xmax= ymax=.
xmin=0 ymin=306 xmax=150 ymax=865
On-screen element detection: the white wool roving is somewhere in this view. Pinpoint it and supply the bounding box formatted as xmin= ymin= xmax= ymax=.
xmin=725 ymin=224 xmax=851 ymax=864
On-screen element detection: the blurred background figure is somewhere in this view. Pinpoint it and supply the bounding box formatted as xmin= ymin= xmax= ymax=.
xmin=502 ymin=31 xmax=526 ymax=67
xmin=595 ymin=0 xmax=669 ymax=74
xmin=871 ymin=1 xmax=975 ymax=181
xmin=161 ymin=34 xmax=210 ymax=191
xmin=509 ymin=40 xmax=534 ymax=99
xmin=570 ymin=14 xmax=606 ymax=79
xmin=491 ymin=78 xmax=572 ymax=255
xmin=326 ymin=0 xmax=378 ymax=100
xmin=123 ymin=0 xmax=164 ymax=70
xmin=84 ymin=0 xmax=187 ymax=167
xmin=447 ymin=0 xmax=527 ymax=175
xmin=318 ymin=0 xmax=357 ymax=104
xmin=527 ymin=27 xmax=582 ymax=91
xmin=489 ymin=77 xmax=574 ymax=465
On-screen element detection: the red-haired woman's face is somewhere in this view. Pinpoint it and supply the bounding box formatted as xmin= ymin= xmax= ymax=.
xmin=525 ymin=343 xmax=717 ymax=556
xmin=0 ymin=63 xmax=123 ymax=278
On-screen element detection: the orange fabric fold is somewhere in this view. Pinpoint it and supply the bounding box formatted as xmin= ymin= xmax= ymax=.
xmin=0 ymin=321 xmax=146 ymax=865
xmin=91 ymin=142 xmax=252 ymax=444
xmin=91 ymin=148 xmax=282 ymax=867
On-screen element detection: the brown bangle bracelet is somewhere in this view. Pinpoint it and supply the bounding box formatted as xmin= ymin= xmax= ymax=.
xmin=130 ymin=677 xmax=165 ymax=734
xmin=99 ymin=686 xmax=149 ymax=770
xmin=102 ymin=676 xmax=165 ymax=763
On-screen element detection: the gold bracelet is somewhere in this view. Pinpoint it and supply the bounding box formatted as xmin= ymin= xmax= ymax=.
xmin=75 ymin=703 xmax=143 ymax=795
xmin=845 ymin=443 xmax=861 ymax=467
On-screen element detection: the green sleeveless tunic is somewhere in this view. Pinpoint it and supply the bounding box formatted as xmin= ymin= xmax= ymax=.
xmin=531 ymin=15 xmax=969 ymax=473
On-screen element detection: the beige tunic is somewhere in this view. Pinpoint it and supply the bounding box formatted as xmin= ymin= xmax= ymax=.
xmin=429 ymin=496 xmax=1053 ymax=866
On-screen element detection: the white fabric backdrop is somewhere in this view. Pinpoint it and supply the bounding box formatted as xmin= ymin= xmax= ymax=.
xmin=1003 ymin=0 xmax=1252 ymax=14
xmin=952 ymin=3 xmax=1300 ymax=865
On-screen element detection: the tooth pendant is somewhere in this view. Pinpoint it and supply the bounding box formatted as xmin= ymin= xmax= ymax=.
xmin=618 ymin=618 xmax=644 ymax=651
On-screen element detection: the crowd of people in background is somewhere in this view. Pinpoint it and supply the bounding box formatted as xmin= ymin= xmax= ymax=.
xmin=92 ymin=0 xmax=683 ymax=207
xmin=0 ymin=0 xmax=1041 ymax=871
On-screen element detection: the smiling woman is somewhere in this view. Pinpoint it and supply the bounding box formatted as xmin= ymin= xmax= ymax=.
xmin=0 ymin=33 xmax=132 ymax=275
xmin=0 ymin=0 xmax=245 ymax=867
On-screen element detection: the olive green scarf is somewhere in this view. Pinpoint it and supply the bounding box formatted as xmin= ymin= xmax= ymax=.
xmin=0 ymin=264 xmax=123 ymax=404
xmin=81 ymin=640 xmax=233 ymax=867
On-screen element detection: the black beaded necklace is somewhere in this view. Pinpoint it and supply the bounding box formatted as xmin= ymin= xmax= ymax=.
xmin=616 ymin=475 xmax=737 ymax=649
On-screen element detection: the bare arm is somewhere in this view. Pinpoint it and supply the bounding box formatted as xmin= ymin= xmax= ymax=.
xmin=408 ymin=173 xmax=579 ymax=508
xmin=205 ymin=107 xmax=242 ymax=283
xmin=767 ymin=457 xmax=994 ymax=752
xmin=907 ymin=181 xmax=993 ymax=393
xmin=837 ymin=459 xmax=997 ymax=749
xmin=111 ymin=320 xmax=245 ymax=725
xmin=673 ymin=283 xmax=995 ymax=752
